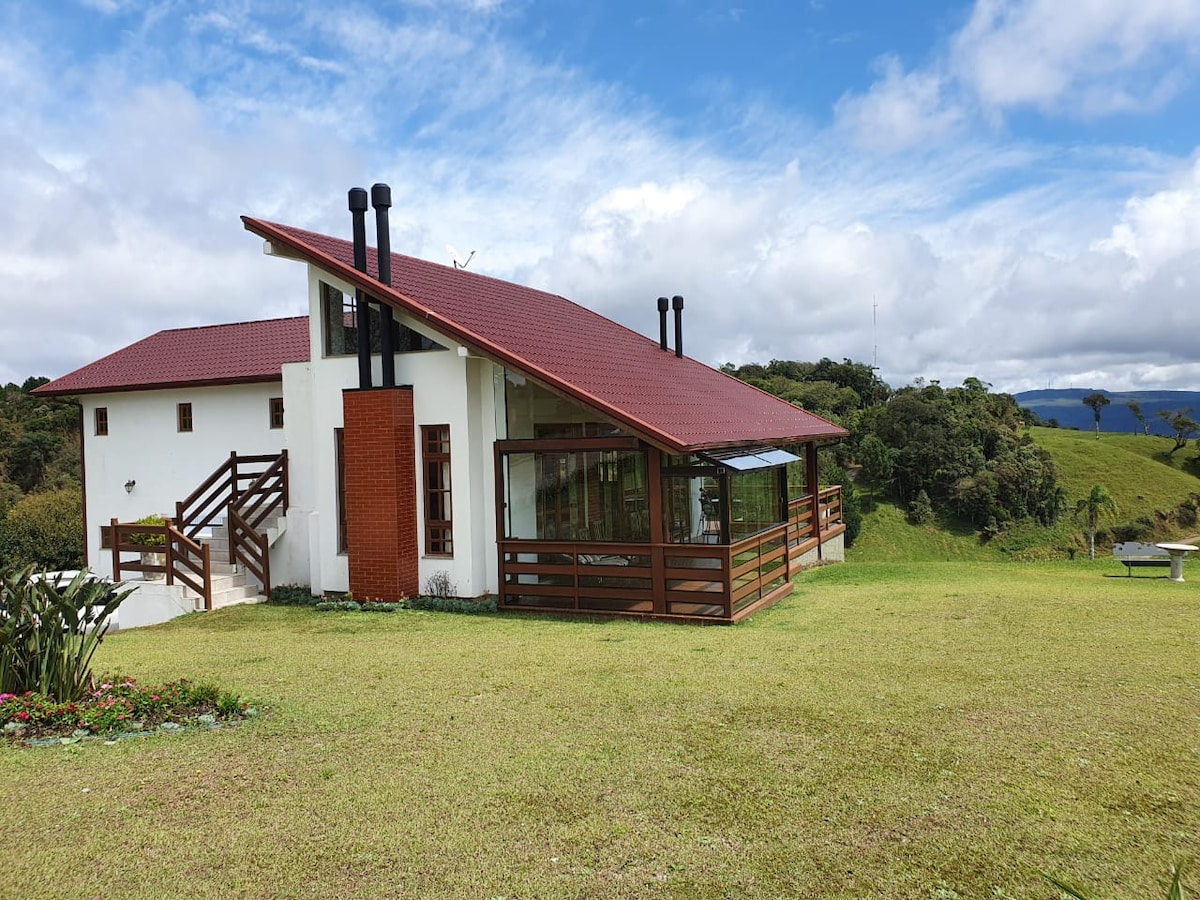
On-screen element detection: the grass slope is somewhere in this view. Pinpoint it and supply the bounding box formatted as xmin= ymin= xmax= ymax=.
xmin=1031 ymin=427 xmax=1200 ymax=517
xmin=848 ymin=496 xmax=1000 ymax=564
xmin=2 ymin=567 xmax=1197 ymax=899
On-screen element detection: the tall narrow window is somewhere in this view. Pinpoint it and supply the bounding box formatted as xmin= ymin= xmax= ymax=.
xmin=422 ymin=425 xmax=452 ymax=556
xmin=177 ymin=402 xmax=193 ymax=433
xmin=269 ymin=397 xmax=284 ymax=429
xmin=94 ymin=407 xmax=108 ymax=436
xmin=335 ymin=428 xmax=347 ymax=554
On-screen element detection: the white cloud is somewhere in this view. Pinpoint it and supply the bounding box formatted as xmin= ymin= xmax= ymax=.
xmin=952 ymin=0 xmax=1200 ymax=116
xmin=2 ymin=0 xmax=1200 ymax=400
xmin=834 ymin=56 xmax=963 ymax=152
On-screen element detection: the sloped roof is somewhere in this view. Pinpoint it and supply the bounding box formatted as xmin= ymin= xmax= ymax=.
xmin=242 ymin=218 xmax=846 ymax=453
xmin=35 ymin=317 xmax=310 ymax=396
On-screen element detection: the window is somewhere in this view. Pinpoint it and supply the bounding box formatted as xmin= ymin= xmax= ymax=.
xmin=269 ymin=397 xmax=284 ymax=429
xmin=94 ymin=407 xmax=108 ymax=436
xmin=422 ymin=425 xmax=453 ymax=556
xmin=502 ymin=449 xmax=649 ymax=542
xmin=335 ymin=428 xmax=347 ymax=554
xmin=177 ymin=402 xmax=193 ymax=433
xmin=320 ymin=281 xmax=446 ymax=357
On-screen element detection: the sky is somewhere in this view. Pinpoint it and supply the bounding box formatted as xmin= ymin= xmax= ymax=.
xmin=3 ymin=0 xmax=1200 ymax=395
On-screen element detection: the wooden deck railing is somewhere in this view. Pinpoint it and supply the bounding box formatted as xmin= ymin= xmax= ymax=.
xmin=498 ymin=486 xmax=844 ymax=622
xmin=110 ymin=518 xmax=212 ymax=610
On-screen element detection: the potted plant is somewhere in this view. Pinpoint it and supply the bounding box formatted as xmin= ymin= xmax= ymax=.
xmin=128 ymin=515 xmax=168 ymax=579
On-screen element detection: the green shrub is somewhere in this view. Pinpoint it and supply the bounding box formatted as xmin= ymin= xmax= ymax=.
xmin=0 ymin=489 xmax=83 ymax=570
xmin=268 ymin=584 xmax=320 ymax=606
xmin=1110 ymin=515 xmax=1158 ymax=543
xmin=127 ymin=514 xmax=168 ymax=547
xmin=0 ymin=564 xmax=132 ymax=701
xmin=313 ymin=600 xmax=362 ymax=612
xmin=409 ymin=595 xmax=497 ymax=614
xmin=907 ymin=490 xmax=934 ymax=525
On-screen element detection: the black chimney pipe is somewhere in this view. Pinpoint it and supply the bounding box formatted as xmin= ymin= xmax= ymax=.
xmin=348 ymin=187 xmax=372 ymax=390
xmin=657 ymin=297 xmax=669 ymax=351
xmin=672 ymin=295 xmax=684 ymax=358
xmin=371 ymin=183 xmax=396 ymax=388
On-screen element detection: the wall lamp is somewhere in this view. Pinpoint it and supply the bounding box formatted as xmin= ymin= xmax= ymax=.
xmin=124 ymin=479 xmax=136 ymax=494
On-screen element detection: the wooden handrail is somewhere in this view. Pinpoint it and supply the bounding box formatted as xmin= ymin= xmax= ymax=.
xmin=229 ymin=507 xmax=270 ymax=596
xmin=112 ymin=449 xmax=287 ymax=609
xmin=110 ymin=518 xmax=212 ymax=610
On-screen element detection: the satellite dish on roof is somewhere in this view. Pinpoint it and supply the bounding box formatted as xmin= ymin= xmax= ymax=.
xmin=446 ymin=244 xmax=475 ymax=270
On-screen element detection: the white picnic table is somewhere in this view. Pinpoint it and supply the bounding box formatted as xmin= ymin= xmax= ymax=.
xmin=1155 ymin=543 xmax=1198 ymax=583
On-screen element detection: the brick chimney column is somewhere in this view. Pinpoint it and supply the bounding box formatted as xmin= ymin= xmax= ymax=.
xmin=342 ymin=386 xmax=419 ymax=601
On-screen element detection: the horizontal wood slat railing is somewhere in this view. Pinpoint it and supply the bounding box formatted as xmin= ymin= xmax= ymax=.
xmin=110 ymin=518 xmax=212 ymax=610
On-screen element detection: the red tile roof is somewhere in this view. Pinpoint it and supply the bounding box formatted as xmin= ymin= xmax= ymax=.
xmin=35 ymin=317 xmax=310 ymax=396
xmin=243 ymin=219 xmax=846 ymax=452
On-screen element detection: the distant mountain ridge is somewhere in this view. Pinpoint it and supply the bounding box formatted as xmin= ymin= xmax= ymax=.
xmin=1014 ymin=388 xmax=1200 ymax=435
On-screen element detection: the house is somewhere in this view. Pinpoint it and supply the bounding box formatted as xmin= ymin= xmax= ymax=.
xmin=35 ymin=185 xmax=848 ymax=623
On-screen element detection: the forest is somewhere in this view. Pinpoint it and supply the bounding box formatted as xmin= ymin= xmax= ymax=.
xmin=0 ymin=377 xmax=84 ymax=569
xmin=722 ymin=359 xmax=1065 ymax=543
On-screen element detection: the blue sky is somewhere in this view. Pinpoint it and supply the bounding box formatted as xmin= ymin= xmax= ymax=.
xmin=3 ymin=0 xmax=1200 ymax=393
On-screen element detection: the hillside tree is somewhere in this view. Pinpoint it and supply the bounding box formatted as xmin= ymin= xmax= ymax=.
xmin=1158 ymin=408 xmax=1199 ymax=456
xmin=1073 ymin=485 xmax=1118 ymax=560
xmin=1082 ymin=393 xmax=1110 ymax=438
xmin=1125 ymin=400 xmax=1149 ymax=436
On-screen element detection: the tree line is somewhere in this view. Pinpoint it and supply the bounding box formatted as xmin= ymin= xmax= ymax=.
xmin=723 ymin=359 xmax=1065 ymax=539
xmin=0 ymin=378 xmax=83 ymax=569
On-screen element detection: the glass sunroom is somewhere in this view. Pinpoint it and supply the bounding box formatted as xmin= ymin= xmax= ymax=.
xmin=495 ymin=374 xmax=844 ymax=623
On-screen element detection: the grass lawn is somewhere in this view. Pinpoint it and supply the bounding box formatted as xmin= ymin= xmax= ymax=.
xmin=2 ymin=561 xmax=1197 ymax=898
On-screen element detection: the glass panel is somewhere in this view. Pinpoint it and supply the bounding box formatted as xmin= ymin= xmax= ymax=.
xmin=502 ymin=450 xmax=648 ymax=542
xmin=322 ymin=281 xmax=446 ymax=356
xmin=668 ymin=601 xmax=725 ymax=617
xmin=729 ymin=468 xmax=783 ymax=541
xmin=664 ymin=474 xmax=722 ymax=543
xmin=785 ymin=444 xmax=807 ymax=500
xmin=504 ymin=372 xmax=625 ymax=439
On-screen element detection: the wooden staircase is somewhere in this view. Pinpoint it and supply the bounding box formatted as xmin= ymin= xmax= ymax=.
xmin=109 ymin=451 xmax=288 ymax=610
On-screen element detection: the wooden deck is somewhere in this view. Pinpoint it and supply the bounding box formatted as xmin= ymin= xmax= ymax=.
xmin=498 ymin=487 xmax=844 ymax=623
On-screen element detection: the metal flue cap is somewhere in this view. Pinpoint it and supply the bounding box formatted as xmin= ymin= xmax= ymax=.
xmin=672 ymin=295 xmax=684 ymax=310
xmin=348 ymin=187 xmax=368 ymax=212
xmin=657 ymin=296 xmax=669 ymax=312
xmin=371 ymin=183 xmax=392 ymax=209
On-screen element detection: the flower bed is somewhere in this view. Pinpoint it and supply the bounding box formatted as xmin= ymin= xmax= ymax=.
xmin=1 ymin=674 xmax=258 ymax=746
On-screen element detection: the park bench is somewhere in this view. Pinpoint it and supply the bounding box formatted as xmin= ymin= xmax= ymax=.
xmin=1112 ymin=542 xmax=1171 ymax=576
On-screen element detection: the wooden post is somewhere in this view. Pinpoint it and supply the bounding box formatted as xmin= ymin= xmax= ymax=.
xmin=646 ymin=446 xmax=666 ymax=616
xmin=110 ymin=517 xmax=121 ymax=582
xmin=164 ymin=518 xmax=175 ymax=587
xmin=805 ymin=441 xmax=821 ymax=559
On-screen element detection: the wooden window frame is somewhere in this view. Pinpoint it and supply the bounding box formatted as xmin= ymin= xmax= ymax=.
xmin=94 ymin=407 xmax=108 ymax=436
xmin=269 ymin=397 xmax=284 ymax=429
xmin=177 ymin=402 xmax=193 ymax=433
xmin=334 ymin=428 xmax=347 ymax=554
xmin=422 ymin=425 xmax=453 ymax=557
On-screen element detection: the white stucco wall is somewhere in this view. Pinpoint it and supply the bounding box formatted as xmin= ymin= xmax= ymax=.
xmin=80 ymin=383 xmax=287 ymax=578
xmin=274 ymin=266 xmax=501 ymax=599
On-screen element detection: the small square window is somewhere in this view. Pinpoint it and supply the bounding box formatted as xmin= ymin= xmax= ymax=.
xmin=177 ymin=402 xmax=193 ymax=433
xmin=94 ymin=407 xmax=108 ymax=436
xmin=269 ymin=397 xmax=284 ymax=429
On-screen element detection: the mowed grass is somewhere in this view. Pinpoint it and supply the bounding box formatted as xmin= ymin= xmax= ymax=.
xmin=1031 ymin=427 xmax=1200 ymax=516
xmin=849 ymin=496 xmax=1001 ymax=564
xmin=2 ymin=563 xmax=1198 ymax=899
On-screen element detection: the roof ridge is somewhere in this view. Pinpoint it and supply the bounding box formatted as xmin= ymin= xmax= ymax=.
xmin=155 ymin=315 xmax=308 ymax=335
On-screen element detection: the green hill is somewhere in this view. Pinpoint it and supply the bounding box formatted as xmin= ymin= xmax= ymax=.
xmin=1029 ymin=426 xmax=1200 ymax=518
xmin=850 ymin=427 xmax=1200 ymax=562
